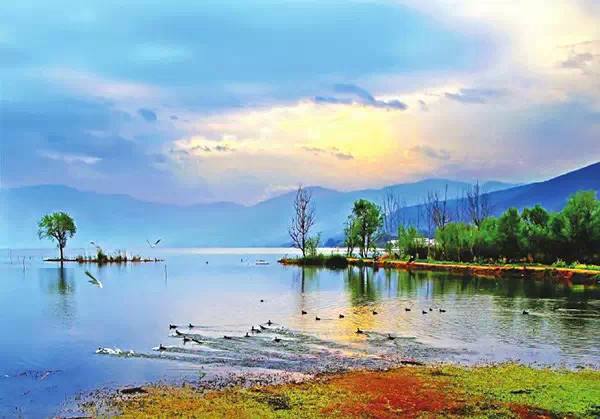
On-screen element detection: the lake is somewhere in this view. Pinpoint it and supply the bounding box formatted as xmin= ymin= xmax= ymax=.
xmin=1 ymin=248 xmax=599 ymax=417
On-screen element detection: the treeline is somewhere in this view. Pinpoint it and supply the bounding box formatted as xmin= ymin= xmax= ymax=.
xmin=287 ymin=185 xmax=600 ymax=266
xmin=395 ymin=191 xmax=600 ymax=265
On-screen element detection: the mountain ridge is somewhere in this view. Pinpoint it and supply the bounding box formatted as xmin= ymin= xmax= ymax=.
xmin=1 ymin=163 xmax=598 ymax=248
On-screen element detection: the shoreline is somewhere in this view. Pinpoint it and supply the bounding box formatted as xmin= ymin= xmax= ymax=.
xmin=279 ymin=257 xmax=600 ymax=283
xmin=43 ymin=257 xmax=163 ymax=264
xmin=84 ymin=363 xmax=600 ymax=418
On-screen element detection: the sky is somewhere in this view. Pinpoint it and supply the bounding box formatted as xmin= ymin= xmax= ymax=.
xmin=1 ymin=0 xmax=599 ymax=205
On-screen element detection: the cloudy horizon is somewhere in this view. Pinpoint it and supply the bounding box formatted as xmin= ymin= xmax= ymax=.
xmin=1 ymin=0 xmax=599 ymax=205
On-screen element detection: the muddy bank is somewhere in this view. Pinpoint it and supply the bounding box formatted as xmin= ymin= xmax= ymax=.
xmin=280 ymin=257 xmax=600 ymax=284
xmin=85 ymin=364 xmax=600 ymax=418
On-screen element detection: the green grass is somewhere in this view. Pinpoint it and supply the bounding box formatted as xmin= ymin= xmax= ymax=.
xmin=102 ymin=364 xmax=600 ymax=418
xmin=284 ymin=254 xmax=349 ymax=269
xmin=442 ymin=364 xmax=600 ymax=417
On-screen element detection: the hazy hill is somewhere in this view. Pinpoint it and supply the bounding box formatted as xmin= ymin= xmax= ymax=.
xmin=0 ymin=178 xmax=515 ymax=249
xmin=4 ymin=162 xmax=598 ymax=249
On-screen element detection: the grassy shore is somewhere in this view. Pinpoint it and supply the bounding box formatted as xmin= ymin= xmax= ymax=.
xmin=93 ymin=364 xmax=600 ymax=418
xmin=280 ymin=256 xmax=600 ymax=283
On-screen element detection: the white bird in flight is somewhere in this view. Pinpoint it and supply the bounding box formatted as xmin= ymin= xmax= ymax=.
xmin=146 ymin=239 xmax=161 ymax=248
xmin=85 ymin=271 xmax=103 ymax=288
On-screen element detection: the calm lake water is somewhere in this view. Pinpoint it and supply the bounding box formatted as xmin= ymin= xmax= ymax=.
xmin=1 ymin=248 xmax=599 ymax=417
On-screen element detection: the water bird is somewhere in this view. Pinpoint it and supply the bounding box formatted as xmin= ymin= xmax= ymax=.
xmin=169 ymin=324 xmax=177 ymax=329
xmin=387 ymin=334 xmax=396 ymax=341
xmin=372 ymin=310 xmax=378 ymax=315
xmin=259 ymin=325 xmax=268 ymax=330
xmin=315 ymin=316 xmax=321 ymax=321
xmin=439 ymin=308 xmax=446 ymax=313
xmin=339 ymin=314 xmax=345 ymax=319
xmin=85 ymin=271 xmax=103 ymax=288
xmin=429 ymin=308 xmax=433 ymax=312
xmin=251 ymin=326 xmax=262 ymax=334
xmin=267 ymin=320 xmax=273 ymax=326
xmin=355 ymin=328 xmax=365 ymax=334
xmin=301 ymin=310 xmax=308 ymax=315
xmin=260 ymin=299 xmax=265 ymax=303
xmin=245 ymin=332 xmax=250 ymax=337
xmin=408 ymin=255 xmax=416 ymax=264
xmin=273 ymin=337 xmax=281 ymax=343
xmin=146 ymin=239 xmax=161 ymax=248
xmin=158 ymin=344 xmax=166 ymax=351
xmin=183 ymin=336 xmax=191 ymax=343
xmin=522 ymin=310 xmax=529 ymax=315
xmin=188 ymin=323 xmax=195 ymax=328
xmin=224 ymin=335 xmax=232 ymax=340
xmin=422 ymin=310 xmax=428 ymax=314
xmin=405 ymin=308 xmax=411 ymax=312
xmin=175 ymin=329 xmax=183 ymax=336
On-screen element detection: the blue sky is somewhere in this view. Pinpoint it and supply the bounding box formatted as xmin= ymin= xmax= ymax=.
xmin=1 ymin=0 xmax=599 ymax=204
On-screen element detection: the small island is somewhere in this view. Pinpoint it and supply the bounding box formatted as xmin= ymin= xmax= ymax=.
xmin=38 ymin=211 xmax=163 ymax=264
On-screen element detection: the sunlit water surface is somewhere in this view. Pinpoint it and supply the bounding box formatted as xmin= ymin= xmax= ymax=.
xmin=1 ymin=248 xmax=599 ymax=417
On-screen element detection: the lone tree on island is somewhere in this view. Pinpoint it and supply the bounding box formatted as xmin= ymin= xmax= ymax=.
xmin=289 ymin=186 xmax=316 ymax=257
xmin=38 ymin=212 xmax=77 ymax=264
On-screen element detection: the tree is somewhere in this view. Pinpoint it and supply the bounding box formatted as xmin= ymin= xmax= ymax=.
xmin=496 ymin=208 xmax=524 ymax=261
xmin=351 ymin=199 xmax=383 ymax=258
xmin=465 ymin=181 xmax=491 ymax=227
xmin=397 ymin=225 xmax=426 ymax=259
xmin=521 ymin=205 xmax=551 ymax=262
xmin=38 ymin=212 xmax=77 ymax=264
xmin=288 ymin=186 xmax=317 ymax=257
xmin=424 ymin=184 xmax=450 ymax=235
xmin=473 ymin=216 xmax=499 ymax=260
xmin=560 ymin=191 xmax=600 ymax=263
xmin=435 ymin=222 xmax=476 ymax=262
xmin=381 ymin=191 xmax=405 ymax=235
xmin=343 ymin=216 xmax=360 ymax=257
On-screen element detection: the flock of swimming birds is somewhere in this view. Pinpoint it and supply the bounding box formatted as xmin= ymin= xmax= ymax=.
xmin=82 ymin=243 xmax=534 ymax=350
xmin=155 ymin=300 xmax=459 ymax=351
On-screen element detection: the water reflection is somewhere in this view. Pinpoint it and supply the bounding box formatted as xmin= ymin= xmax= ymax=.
xmin=1 ymin=250 xmax=598 ymax=418
xmin=39 ymin=267 xmax=77 ymax=326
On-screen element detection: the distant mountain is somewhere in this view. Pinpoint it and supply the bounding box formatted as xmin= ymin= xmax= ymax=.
xmin=0 ymin=178 xmax=516 ymax=249
xmin=6 ymin=161 xmax=597 ymax=250
xmin=391 ymin=162 xmax=600 ymax=236
xmin=486 ymin=162 xmax=600 ymax=212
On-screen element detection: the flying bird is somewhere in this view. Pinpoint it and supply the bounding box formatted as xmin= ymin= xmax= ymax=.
xmin=146 ymin=239 xmax=161 ymax=248
xmin=85 ymin=271 xmax=103 ymax=288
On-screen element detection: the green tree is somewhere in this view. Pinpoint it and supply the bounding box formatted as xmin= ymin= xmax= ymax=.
xmin=435 ymin=222 xmax=476 ymax=262
xmin=560 ymin=191 xmax=600 ymax=263
xmin=343 ymin=216 xmax=360 ymax=257
xmin=397 ymin=225 xmax=426 ymax=259
xmin=473 ymin=216 xmax=499 ymax=261
xmin=496 ymin=208 xmax=524 ymax=261
xmin=521 ymin=205 xmax=551 ymax=262
xmin=38 ymin=212 xmax=77 ymax=264
xmin=351 ymin=199 xmax=383 ymax=258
